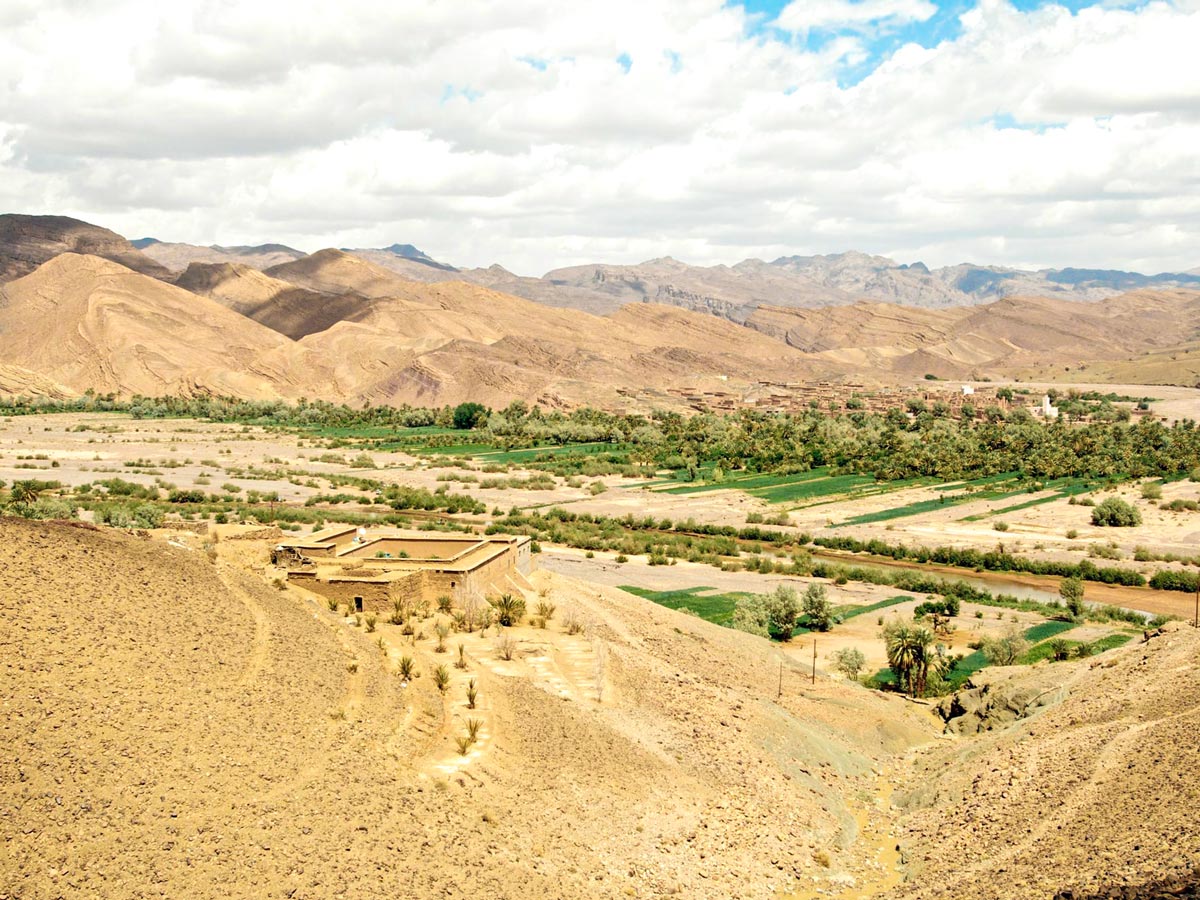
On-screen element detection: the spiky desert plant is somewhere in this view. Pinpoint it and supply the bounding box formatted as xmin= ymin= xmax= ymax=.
xmin=455 ymin=643 xmax=468 ymax=670
xmin=436 ymin=594 xmax=453 ymax=614
xmin=433 ymin=665 xmax=451 ymax=693
xmin=389 ymin=596 xmax=408 ymax=625
xmin=491 ymin=593 xmax=525 ymax=627
xmin=466 ymin=718 xmax=483 ymax=741
xmin=327 ymin=597 xmax=339 ymax=612
xmin=466 ymin=678 xmax=478 ymax=709
xmin=535 ymin=600 xmax=556 ymax=622
xmin=397 ymin=655 xmax=416 ymax=681
xmin=434 ymin=623 xmax=450 ymax=653
xmin=365 ymin=613 xmax=377 ymax=633
xmin=495 ymin=632 xmax=517 ymax=661
xmin=478 ymin=608 xmax=493 ymax=632
xmin=455 ymin=735 xmax=473 ymax=756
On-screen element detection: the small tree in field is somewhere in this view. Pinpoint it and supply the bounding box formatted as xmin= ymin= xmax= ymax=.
xmin=1059 ymin=576 xmax=1086 ymax=619
xmin=832 ymin=647 xmax=866 ymax=680
xmin=802 ymin=584 xmax=834 ymax=632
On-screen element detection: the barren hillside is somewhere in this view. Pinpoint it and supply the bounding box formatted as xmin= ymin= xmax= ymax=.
xmin=0 ymin=519 xmax=934 ymax=899
xmin=0 ymin=214 xmax=171 ymax=282
xmin=891 ymin=623 xmax=1200 ymax=899
xmin=0 ymin=253 xmax=311 ymax=398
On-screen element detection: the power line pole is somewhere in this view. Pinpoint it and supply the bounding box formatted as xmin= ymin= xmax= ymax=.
xmin=811 ymin=639 xmax=817 ymax=685
xmin=777 ymin=659 xmax=783 ymax=700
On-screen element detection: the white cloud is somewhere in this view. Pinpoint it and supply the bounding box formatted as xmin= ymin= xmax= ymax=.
xmin=0 ymin=0 xmax=1197 ymax=274
xmin=775 ymin=0 xmax=937 ymax=33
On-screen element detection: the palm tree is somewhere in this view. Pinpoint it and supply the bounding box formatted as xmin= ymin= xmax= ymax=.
xmin=9 ymin=480 xmax=42 ymax=506
xmin=491 ymin=593 xmax=525 ymax=627
xmin=883 ymin=621 xmax=934 ymax=697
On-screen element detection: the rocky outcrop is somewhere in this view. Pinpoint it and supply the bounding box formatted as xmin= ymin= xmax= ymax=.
xmin=935 ymin=671 xmax=1068 ymax=734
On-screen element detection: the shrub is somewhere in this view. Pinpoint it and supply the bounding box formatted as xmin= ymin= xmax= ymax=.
xmin=397 ymin=656 xmax=416 ymax=681
xmin=1048 ymin=638 xmax=1071 ymax=661
xmin=980 ymin=627 xmax=1029 ymax=666
xmin=832 ymin=647 xmax=866 ymax=679
xmin=466 ymin=678 xmax=478 ymax=709
xmin=495 ymin=633 xmax=517 ymax=661
xmin=1141 ymin=482 xmax=1163 ymax=500
xmin=455 ymin=644 xmax=468 ymax=669
xmin=365 ymin=614 xmax=377 ymax=633
xmin=993 ymin=521 xmax=1009 ymax=532
xmin=434 ymin=623 xmax=449 ymax=653
xmin=1091 ymin=497 xmax=1141 ymax=527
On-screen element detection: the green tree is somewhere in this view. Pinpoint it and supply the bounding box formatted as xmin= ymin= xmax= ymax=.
xmin=980 ymin=626 xmax=1029 ymax=666
xmin=832 ymin=647 xmax=866 ymax=680
xmin=802 ymin=583 xmax=834 ymax=632
xmin=882 ymin=621 xmax=934 ymax=697
xmin=1059 ymin=576 xmax=1086 ymax=619
xmin=453 ymin=402 xmax=488 ymax=430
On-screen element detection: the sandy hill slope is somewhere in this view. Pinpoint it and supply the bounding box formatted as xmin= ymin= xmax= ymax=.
xmin=136 ymin=239 xmax=305 ymax=272
xmin=0 ymin=214 xmax=171 ymax=283
xmin=0 ymin=253 xmax=309 ymax=398
xmin=890 ymin=623 xmax=1200 ymax=899
xmin=291 ymin=268 xmax=823 ymax=407
xmin=264 ymin=248 xmax=427 ymax=299
xmin=175 ymin=261 xmax=369 ymax=339
xmin=0 ymin=518 xmax=934 ymax=900
xmin=746 ymin=290 xmax=1200 ymax=380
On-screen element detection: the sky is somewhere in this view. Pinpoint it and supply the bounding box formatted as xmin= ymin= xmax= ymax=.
xmin=1 ymin=0 xmax=1198 ymax=275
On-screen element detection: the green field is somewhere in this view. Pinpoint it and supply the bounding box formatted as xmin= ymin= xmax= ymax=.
xmin=618 ymin=585 xmax=746 ymax=626
xmin=836 ymin=595 xmax=915 ymax=620
xmin=656 ymin=466 xmax=935 ymax=508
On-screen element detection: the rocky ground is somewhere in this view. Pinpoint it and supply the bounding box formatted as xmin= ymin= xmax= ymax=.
xmin=0 ymin=518 xmax=934 ymax=900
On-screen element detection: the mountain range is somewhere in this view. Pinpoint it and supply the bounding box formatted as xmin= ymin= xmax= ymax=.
xmin=1 ymin=213 xmax=1199 ymax=407
xmin=128 ymin=223 xmax=1200 ymax=318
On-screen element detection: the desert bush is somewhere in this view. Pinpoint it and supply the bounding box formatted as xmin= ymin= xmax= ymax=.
xmin=1091 ymin=497 xmax=1141 ymax=527
xmin=455 ymin=735 xmax=473 ymax=756
xmin=397 ymin=656 xmax=416 ymax=681
xmin=993 ymin=521 xmax=1009 ymax=532
xmin=365 ymin=613 xmax=377 ymax=633
xmin=1059 ymin=576 xmax=1086 ymax=619
xmin=495 ymin=632 xmax=517 ymax=661
xmin=981 ymin=626 xmax=1029 ymax=666
xmin=535 ymin=600 xmax=556 ymax=622
xmin=436 ymin=594 xmax=453 ymax=614
xmin=563 ymin=611 xmax=584 ymax=635
xmin=466 ymin=678 xmax=478 ymax=709
xmin=434 ymin=623 xmax=449 ymax=652
xmin=1073 ymin=641 xmax=1095 ymax=658
xmin=455 ymin=644 xmax=468 ymax=669
xmin=1141 ymin=481 xmax=1163 ymax=500
xmin=466 ymin=718 xmax=483 ymax=741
